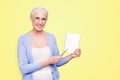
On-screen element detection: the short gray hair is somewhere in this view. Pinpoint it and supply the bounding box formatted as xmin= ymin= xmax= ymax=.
xmin=30 ymin=7 xmax=48 ymax=19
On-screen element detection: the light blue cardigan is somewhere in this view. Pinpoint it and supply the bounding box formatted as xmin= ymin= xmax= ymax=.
xmin=18 ymin=32 xmax=67 ymax=80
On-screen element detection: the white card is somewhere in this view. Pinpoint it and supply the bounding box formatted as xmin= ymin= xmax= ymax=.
xmin=64 ymin=32 xmax=80 ymax=53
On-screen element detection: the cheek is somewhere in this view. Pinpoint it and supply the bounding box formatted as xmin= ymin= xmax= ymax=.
xmin=42 ymin=21 xmax=47 ymax=25
xmin=32 ymin=21 xmax=38 ymax=25
xmin=44 ymin=21 xmax=47 ymax=24
xmin=31 ymin=20 xmax=35 ymax=24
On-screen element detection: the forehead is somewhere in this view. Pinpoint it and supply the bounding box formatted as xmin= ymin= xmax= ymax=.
xmin=32 ymin=11 xmax=47 ymax=18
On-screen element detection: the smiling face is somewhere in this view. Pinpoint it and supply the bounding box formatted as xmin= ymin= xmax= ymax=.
xmin=30 ymin=11 xmax=47 ymax=32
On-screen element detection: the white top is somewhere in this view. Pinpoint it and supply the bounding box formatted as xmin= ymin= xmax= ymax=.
xmin=32 ymin=46 xmax=52 ymax=80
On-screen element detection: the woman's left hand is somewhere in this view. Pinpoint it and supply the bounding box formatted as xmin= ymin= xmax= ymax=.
xmin=71 ymin=48 xmax=81 ymax=58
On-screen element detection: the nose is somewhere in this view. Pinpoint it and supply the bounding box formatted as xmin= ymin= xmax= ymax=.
xmin=39 ymin=19 xmax=42 ymax=24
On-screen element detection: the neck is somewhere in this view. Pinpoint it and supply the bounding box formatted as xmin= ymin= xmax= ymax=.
xmin=30 ymin=29 xmax=45 ymax=36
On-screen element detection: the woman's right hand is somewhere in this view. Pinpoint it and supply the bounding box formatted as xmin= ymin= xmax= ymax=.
xmin=41 ymin=56 xmax=62 ymax=68
xmin=48 ymin=56 xmax=62 ymax=64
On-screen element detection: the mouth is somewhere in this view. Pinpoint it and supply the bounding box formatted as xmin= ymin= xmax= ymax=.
xmin=36 ymin=24 xmax=43 ymax=28
xmin=35 ymin=24 xmax=44 ymax=30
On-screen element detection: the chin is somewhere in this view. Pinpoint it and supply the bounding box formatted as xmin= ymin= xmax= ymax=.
xmin=36 ymin=29 xmax=43 ymax=31
xmin=33 ymin=26 xmax=45 ymax=31
xmin=35 ymin=28 xmax=44 ymax=32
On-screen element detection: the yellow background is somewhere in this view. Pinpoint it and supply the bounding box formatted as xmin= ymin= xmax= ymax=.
xmin=0 ymin=0 xmax=120 ymax=80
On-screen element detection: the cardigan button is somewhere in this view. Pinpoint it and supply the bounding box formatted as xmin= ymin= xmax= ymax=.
xmin=52 ymin=71 xmax=54 ymax=74
xmin=56 ymin=75 xmax=58 ymax=78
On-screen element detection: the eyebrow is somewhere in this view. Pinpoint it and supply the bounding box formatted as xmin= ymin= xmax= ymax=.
xmin=35 ymin=17 xmax=47 ymax=20
xmin=35 ymin=17 xmax=40 ymax=19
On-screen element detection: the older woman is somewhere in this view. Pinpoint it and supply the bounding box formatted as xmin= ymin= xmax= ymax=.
xmin=18 ymin=7 xmax=81 ymax=80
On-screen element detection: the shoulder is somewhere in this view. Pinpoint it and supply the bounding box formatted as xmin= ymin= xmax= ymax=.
xmin=18 ymin=33 xmax=29 ymax=43
xmin=46 ymin=32 xmax=56 ymax=39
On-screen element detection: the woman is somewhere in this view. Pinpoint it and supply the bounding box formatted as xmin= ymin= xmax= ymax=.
xmin=18 ymin=7 xmax=81 ymax=80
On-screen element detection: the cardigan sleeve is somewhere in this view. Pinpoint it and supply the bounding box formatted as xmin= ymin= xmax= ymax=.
xmin=52 ymin=35 xmax=67 ymax=67
xmin=18 ymin=38 xmax=42 ymax=75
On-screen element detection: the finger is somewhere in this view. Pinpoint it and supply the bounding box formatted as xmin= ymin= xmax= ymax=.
xmin=76 ymin=49 xmax=80 ymax=52
xmin=71 ymin=55 xmax=78 ymax=58
xmin=75 ymin=48 xmax=79 ymax=50
xmin=57 ymin=56 xmax=62 ymax=60
xmin=75 ymin=51 xmax=80 ymax=56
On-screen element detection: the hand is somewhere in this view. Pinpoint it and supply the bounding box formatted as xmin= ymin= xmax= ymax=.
xmin=48 ymin=56 xmax=62 ymax=64
xmin=71 ymin=48 xmax=81 ymax=58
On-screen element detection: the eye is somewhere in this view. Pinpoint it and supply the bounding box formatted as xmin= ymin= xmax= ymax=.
xmin=42 ymin=18 xmax=47 ymax=21
xmin=35 ymin=17 xmax=40 ymax=19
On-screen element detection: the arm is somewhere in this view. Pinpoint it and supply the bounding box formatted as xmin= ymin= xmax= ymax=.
xmin=41 ymin=56 xmax=62 ymax=67
xmin=64 ymin=48 xmax=81 ymax=62
xmin=18 ymin=38 xmax=62 ymax=74
xmin=50 ymin=35 xmax=81 ymax=66
xmin=18 ymin=40 xmax=42 ymax=74
xmin=55 ymin=48 xmax=81 ymax=67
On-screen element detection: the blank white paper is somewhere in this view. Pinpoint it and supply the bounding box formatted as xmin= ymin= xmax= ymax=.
xmin=64 ymin=32 xmax=80 ymax=53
